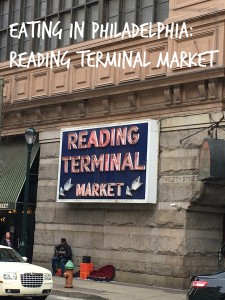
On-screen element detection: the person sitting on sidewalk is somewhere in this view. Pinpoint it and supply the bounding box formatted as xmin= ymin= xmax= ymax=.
xmin=52 ymin=238 xmax=72 ymax=276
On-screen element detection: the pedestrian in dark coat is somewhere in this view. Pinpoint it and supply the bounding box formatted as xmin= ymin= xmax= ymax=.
xmin=52 ymin=238 xmax=72 ymax=276
xmin=1 ymin=232 xmax=14 ymax=249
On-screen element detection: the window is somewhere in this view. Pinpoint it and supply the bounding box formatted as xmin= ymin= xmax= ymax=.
xmin=23 ymin=0 xmax=32 ymax=22
xmin=70 ymin=0 xmax=99 ymax=40
xmin=139 ymin=0 xmax=154 ymax=24
xmin=0 ymin=0 xmax=9 ymax=29
xmin=157 ymin=0 xmax=169 ymax=22
xmin=36 ymin=38 xmax=45 ymax=53
xmin=77 ymin=0 xmax=86 ymax=5
xmin=37 ymin=0 xmax=47 ymax=18
xmin=36 ymin=22 xmax=45 ymax=53
xmin=105 ymin=0 xmax=169 ymax=31
xmin=122 ymin=0 xmax=136 ymax=27
xmin=60 ymin=13 xmax=72 ymax=47
xmin=105 ymin=0 xmax=119 ymax=26
xmin=0 ymin=0 xmax=169 ymax=62
xmin=87 ymin=3 xmax=99 ymax=39
xmin=47 ymin=16 xmax=58 ymax=50
xmin=74 ymin=8 xmax=85 ymax=42
xmin=10 ymin=35 xmax=19 ymax=53
xmin=11 ymin=0 xmax=21 ymax=24
xmin=21 ymin=25 xmax=30 ymax=52
xmin=62 ymin=0 xmax=73 ymax=10
xmin=49 ymin=0 xmax=60 ymax=15
xmin=0 ymin=31 xmax=7 ymax=62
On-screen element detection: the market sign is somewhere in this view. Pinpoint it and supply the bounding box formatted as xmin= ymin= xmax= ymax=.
xmin=0 ymin=203 xmax=9 ymax=209
xmin=57 ymin=120 xmax=159 ymax=203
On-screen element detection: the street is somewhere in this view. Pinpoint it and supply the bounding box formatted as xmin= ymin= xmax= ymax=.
xmin=20 ymin=297 xmax=82 ymax=300
xmin=47 ymin=296 xmax=82 ymax=300
xmin=52 ymin=276 xmax=187 ymax=300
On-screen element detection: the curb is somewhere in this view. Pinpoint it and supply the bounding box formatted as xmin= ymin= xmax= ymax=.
xmin=52 ymin=288 xmax=109 ymax=300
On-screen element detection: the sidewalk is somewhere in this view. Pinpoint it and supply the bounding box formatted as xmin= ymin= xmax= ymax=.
xmin=52 ymin=276 xmax=187 ymax=300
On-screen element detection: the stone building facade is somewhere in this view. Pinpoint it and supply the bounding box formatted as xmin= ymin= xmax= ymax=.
xmin=1 ymin=0 xmax=225 ymax=289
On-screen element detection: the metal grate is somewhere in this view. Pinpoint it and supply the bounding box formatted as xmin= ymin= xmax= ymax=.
xmin=20 ymin=273 xmax=43 ymax=288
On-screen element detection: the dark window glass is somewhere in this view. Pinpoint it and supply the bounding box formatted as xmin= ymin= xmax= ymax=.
xmin=48 ymin=16 xmax=58 ymax=49
xmin=0 ymin=31 xmax=7 ymax=61
xmin=36 ymin=21 xmax=45 ymax=52
xmin=139 ymin=0 xmax=154 ymax=24
xmin=0 ymin=0 xmax=9 ymax=29
xmin=87 ymin=3 xmax=98 ymax=39
xmin=21 ymin=25 xmax=30 ymax=53
xmin=77 ymin=0 xmax=85 ymax=5
xmin=122 ymin=0 xmax=136 ymax=27
xmin=49 ymin=0 xmax=60 ymax=14
xmin=157 ymin=0 xmax=169 ymax=22
xmin=74 ymin=8 xmax=85 ymax=42
xmin=62 ymin=0 xmax=73 ymax=10
xmin=10 ymin=30 xmax=19 ymax=53
xmin=60 ymin=13 xmax=71 ymax=46
xmin=36 ymin=37 xmax=45 ymax=52
xmin=24 ymin=0 xmax=32 ymax=22
xmin=37 ymin=0 xmax=47 ymax=18
xmin=0 ymin=0 xmax=169 ymax=62
xmin=11 ymin=0 xmax=21 ymax=24
xmin=105 ymin=0 xmax=119 ymax=25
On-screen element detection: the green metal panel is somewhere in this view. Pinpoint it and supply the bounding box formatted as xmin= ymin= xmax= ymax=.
xmin=0 ymin=137 xmax=39 ymax=210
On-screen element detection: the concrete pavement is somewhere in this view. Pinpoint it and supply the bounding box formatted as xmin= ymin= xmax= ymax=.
xmin=52 ymin=276 xmax=187 ymax=300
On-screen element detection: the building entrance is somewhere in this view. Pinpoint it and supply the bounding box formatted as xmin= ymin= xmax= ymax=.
xmin=0 ymin=145 xmax=39 ymax=262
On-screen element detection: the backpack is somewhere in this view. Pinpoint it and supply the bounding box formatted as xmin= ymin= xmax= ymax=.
xmin=88 ymin=264 xmax=115 ymax=282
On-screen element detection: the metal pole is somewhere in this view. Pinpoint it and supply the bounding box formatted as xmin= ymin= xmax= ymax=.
xmin=0 ymin=77 xmax=3 ymax=138
xmin=19 ymin=143 xmax=32 ymax=257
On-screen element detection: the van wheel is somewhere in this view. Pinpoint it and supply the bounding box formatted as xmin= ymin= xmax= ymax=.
xmin=32 ymin=296 xmax=48 ymax=300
